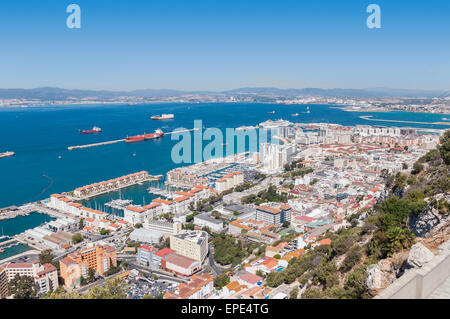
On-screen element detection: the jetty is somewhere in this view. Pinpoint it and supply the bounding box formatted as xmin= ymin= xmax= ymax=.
xmin=67 ymin=128 xmax=199 ymax=151
xmin=68 ymin=139 xmax=124 ymax=150
xmin=360 ymin=115 xmax=450 ymax=127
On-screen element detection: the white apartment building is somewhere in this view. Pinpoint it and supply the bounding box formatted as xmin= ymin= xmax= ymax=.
xmin=193 ymin=214 xmax=224 ymax=232
xmin=170 ymin=230 xmax=209 ymax=262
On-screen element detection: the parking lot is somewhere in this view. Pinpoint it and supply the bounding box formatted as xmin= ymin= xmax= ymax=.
xmin=124 ymin=275 xmax=175 ymax=299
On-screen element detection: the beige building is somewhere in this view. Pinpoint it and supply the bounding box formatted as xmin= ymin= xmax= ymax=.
xmin=0 ymin=261 xmax=59 ymax=297
xmin=170 ymin=230 xmax=208 ymax=262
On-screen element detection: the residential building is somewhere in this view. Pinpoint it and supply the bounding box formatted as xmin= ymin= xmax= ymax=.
xmin=164 ymin=274 xmax=214 ymax=299
xmin=170 ymin=230 xmax=208 ymax=262
xmin=59 ymin=244 xmax=117 ymax=288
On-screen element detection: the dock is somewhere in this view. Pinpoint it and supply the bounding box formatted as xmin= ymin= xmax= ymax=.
xmin=360 ymin=115 xmax=450 ymax=127
xmin=68 ymin=139 xmax=125 ymax=150
xmin=67 ymin=128 xmax=199 ymax=151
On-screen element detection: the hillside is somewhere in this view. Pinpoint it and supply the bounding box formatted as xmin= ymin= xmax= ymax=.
xmin=265 ymin=130 xmax=450 ymax=299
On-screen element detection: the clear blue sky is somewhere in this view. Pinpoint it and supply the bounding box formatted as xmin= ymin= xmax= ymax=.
xmin=0 ymin=0 xmax=449 ymax=91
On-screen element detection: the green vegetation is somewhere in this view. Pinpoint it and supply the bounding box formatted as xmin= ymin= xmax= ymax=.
xmin=212 ymin=234 xmax=247 ymax=266
xmin=186 ymin=211 xmax=200 ymax=222
xmin=134 ymin=223 xmax=143 ymax=229
xmin=72 ymin=233 xmax=83 ymax=244
xmin=99 ymin=228 xmax=110 ymax=236
xmin=241 ymin=185 xmax=287 ymax=205
xmin=39 ymin=249 xmax=54 ymax=265
xmin=43 ymin=279 xmax=126 ymax=299
xmin=213 ymin=273 xmax=230 ymax=289
xmin=9 ymin=274 xmax=36 ymax=299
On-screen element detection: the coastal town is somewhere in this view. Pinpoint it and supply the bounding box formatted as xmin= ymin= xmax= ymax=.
xmin=1 ymin=119 xmax=448 ymax=300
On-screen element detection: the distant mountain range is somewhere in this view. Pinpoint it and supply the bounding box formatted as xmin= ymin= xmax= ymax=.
xmin=0 ymin=86 xmax=446 ymax=100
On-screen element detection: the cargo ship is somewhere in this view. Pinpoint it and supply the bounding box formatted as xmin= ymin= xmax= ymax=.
xmin=143 ymin=129 xmax=164 ymax=140
xmin=126 ymin=129 xmax=164 ymax=143
xmin=0 ymin=151 xmax=14 ymax=158
xmin=151 ymin=114 xmax=174 ymax=120
xmin=79 ymin=126 xmax=102 ymax=134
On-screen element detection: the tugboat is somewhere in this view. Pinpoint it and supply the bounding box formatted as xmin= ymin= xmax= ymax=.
xmin=79 ymin=126 xmax=102 ymax=134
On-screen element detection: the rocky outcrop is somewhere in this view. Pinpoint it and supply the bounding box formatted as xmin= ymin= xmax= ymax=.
xmin=406 ymin=243 xmax=434 ymax=268
xmin=366 ymin=259 xmax=396 ymax=291
xmin=409 ymin=194 xmax=450 ymax=238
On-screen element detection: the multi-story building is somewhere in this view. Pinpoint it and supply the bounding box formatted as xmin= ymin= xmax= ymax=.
xmin=193 ymin=214 xmax=224 ymax=232
xmin=170 ymin=230 xmax=208 ymax=262
xmin=143 ymin=220 xmax=182 ymax=235
xmin=214 ymin=172 xmax=244 ymax=193
xmin=0 ymin=261 xmax=58 ymax=297
xmin=255 ymin=204 xmax=292 ymax=227
xmin=59 ymin=244 xmax=117 ymax=288
xmin=0 ymin=266 xmax=9 ymax=298
xmin=259 ymin=143 xmax=296 ymax=173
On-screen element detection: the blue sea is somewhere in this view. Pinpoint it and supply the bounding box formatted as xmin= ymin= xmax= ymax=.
xmin=0 ymin=102 xmax=448 ymax=212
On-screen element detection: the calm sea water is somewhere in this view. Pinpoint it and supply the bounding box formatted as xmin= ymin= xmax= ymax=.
xmin=0 ymin=103 xmax=448 ymax=211
xmin=0 ymin=212 xmax=54 ymax=260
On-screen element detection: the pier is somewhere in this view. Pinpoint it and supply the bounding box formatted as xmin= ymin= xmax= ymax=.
xmin=67 ymin=128 xmax=199 ymax=151
xmin=68 ymin=139 xmax=124 ymax=150
xmin=360 ymin=115 xmax=450 ymax=128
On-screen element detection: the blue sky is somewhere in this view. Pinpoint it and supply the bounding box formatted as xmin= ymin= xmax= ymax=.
xmin=0 ymin=0 xmax=449 ymax=91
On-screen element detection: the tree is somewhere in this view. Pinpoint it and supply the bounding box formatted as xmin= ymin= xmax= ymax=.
xmin=402 ymin=163 xmax=408 ymax=170
xmin=85 ymin=279 xmax=126 ymax=299
xmin=273 ymin=254 xmax=281 ymax=259
xmin=344 ymin=265 xmax=369 ymax=299
xmin=439 ymin=130 xmax=450 ymax=165
xmin=8 ymin=274 xmax=36 ymax=299
xmin=411 ymin=162 xmax=423 ymax=175
xmin=78 ymin=218 xmax=84 ymax=230
xmin=72 ymin=233 xmax=83 ymax=244
xmin=289 ymin=287 xmax=299 ymax=299
xmin=39 ymin=249 xmax=54 ymax=265
xmin=135 ymin=223 xmax=143 ymax=229
xmin=100 ymin=228 xmax=110 ymax=236
xmin=213 ymin=273 xmax=230 ymax=289
xmin=340 ymin=245 xmax=362 ymax=272
xmin=87 ymin=268 xmax=96 ymax=283
xmin=301 ymin=287 xmax=323 ymax=299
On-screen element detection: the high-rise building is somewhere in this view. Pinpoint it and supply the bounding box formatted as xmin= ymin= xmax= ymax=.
xmin=59 ymin=244 xmax=117 ymax=288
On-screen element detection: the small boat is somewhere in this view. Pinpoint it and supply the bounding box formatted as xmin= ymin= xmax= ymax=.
xmin=268 ymin=111 xmax=275 ymax=114
xmin=443 ymin=118 xmax=449 ymax=121
xmin=151 ymin=114 xmax=174 ymax=120
xmin=306 ymin=106 xmax=310 ymax=114
xmin=132 ymin=153 xmax=136 ymax=157
xmin=0 ymin=151 xmax=14 ymax=158
xmin=291 ymin=113 xmax=299 ymax=117
xmin=79 ymin=126 xmax=102 ymax=134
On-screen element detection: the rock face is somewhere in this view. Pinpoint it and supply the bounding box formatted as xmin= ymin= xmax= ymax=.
xmin=366 ymin=259 xmax=396 ymax=290
xmin=406 ymin=243 xmax=434 ymax=268
xmin=410 ymin=206 xmax=442 ymax=237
